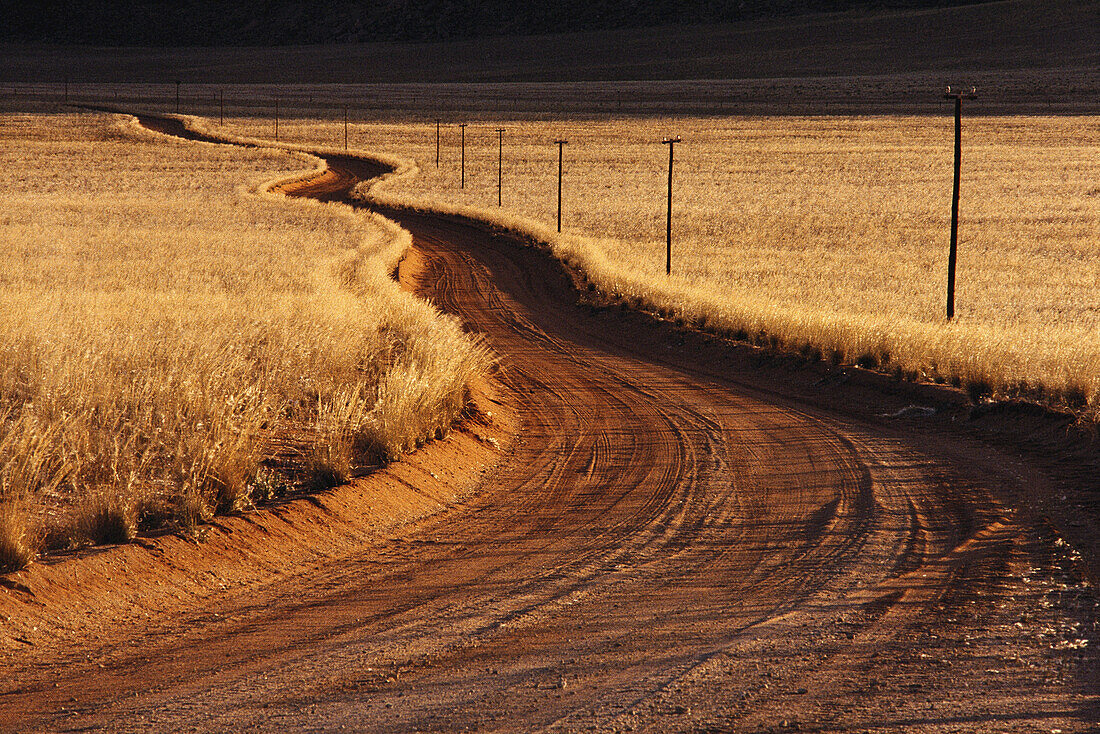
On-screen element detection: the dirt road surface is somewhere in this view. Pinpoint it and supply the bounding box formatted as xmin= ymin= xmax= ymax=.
xmin=0 ymin=115 xmax=1096 ymax=732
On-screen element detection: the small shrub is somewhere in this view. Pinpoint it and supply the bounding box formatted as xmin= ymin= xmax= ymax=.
xmin=174 ymin=485 xmax=213 ymax=530
xmin=249 ymin=467 xmax=292 ymax=504
xmin=800 ymin=343 xmax=824 ymax=362
xmin=133 ymin=489 xmax=173 ymax=532
xmin=1063 ymin=382 xmax=1089 ymax=410
xmin=351 ymin=428 xmax=388 ymax=467
xmin=303 ymin=438 xmax=355 ymax=493
xmin=74 ymin=492 xmax=135 ymax=546
xmin=965 ymin=378 xmax=994 ymax=404
xmin=856 ymin=353 xmax=879 ymax=370
xmin=0 ymin=502 xmax=35 ymax=573
xmin=302 ymin=459 xmax=347 ymax=493
xmin=206 ymin=466 xmax=254 ymax=515
xmin=42 ymin=524 xmax=76 ymax=552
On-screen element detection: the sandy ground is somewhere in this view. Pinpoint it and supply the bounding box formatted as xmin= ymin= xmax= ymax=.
xmin=0 ymin=115 xmax=1095 ymax=732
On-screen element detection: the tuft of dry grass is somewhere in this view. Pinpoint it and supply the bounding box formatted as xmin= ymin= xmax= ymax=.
xmin=215 ymin=111 xmax=1098 ymax=414
xmin=73 ymin=490 xmax=136 ymax=546
xmin=0 ymin=501 xmax=35 ymax=573
xmin=0 ymin=112 xmax=490 ymax=565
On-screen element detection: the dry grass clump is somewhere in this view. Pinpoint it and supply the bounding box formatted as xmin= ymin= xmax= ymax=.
xmin=0 ymin=501 xmax=35 ymax=574
xmin=218 ymin=112 xmax=1099 ymax=414
xmin=0 ymin=112 xmax=489 ymax=568
xmin=72 ymin=490 xmax=136 ymax=546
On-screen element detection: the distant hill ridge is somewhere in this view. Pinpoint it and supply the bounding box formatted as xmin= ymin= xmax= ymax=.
xmin=5 ymin=0 xmax=995 ymax=46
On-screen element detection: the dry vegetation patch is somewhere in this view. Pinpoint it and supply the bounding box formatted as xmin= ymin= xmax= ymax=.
xmin=0 ymin=112 xmax=489 ymax=571
xmin=218 ymin=112 xmax=1099 ymax=414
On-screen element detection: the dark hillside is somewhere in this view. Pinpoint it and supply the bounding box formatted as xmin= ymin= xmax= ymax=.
xmin=4 ymin=0 xmax=997 ymax=45
xmin=1 ymin=0 xmax=1094 ymax=87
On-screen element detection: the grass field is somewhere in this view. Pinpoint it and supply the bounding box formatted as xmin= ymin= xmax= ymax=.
xmin=207 ymin=111 xmax=1099 ymax=413
xmin=0 ymin=112 xmax=489 ymax=571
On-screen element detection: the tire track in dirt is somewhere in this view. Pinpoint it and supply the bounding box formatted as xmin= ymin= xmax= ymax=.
xmin=0 ymin=114 xmax=1094 ymax=732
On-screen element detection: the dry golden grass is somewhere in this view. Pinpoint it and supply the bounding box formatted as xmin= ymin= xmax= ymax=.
xmin=215 ymin=112 xmax=1099 ymax=413
xmin=0 ymin=112 xmax=489 ymax=571
xmin=0 ymin=500 xmax=35 ymax=573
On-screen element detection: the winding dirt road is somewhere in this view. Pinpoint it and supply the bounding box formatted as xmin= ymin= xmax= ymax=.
xmin=0 ymin=115 xmax=1097 ymax=732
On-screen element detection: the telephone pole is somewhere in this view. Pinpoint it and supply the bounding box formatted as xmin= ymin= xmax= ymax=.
xmin=662 ymin=136 xmax=681 ymax=275
xmin=554 ymin=140 xmax=568 ymax=232
xmin=496 ymin=128 xmax=505 ymax=206
xmin=943 ymin=86 xmax=977 ymax=320
xmin=459 ymin=123 xmax=467 ymax=188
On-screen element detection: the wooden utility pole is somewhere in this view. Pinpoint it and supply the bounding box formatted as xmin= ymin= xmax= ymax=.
xmin=943 ymin=86 xmax=977 ymax=320
xmin=459 ymin=123 xmax=467 ymax=188
xmin=662 ymin=136 xmax=681 ymax=275
xmin=554 ymin=140 xmax=568 ymax=232
xmin=496 ymin=128 xmax=505 ymax=206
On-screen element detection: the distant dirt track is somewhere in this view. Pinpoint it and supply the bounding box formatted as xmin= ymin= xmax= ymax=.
xmin=0 ymin=115 xmax=1096 ymax=732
